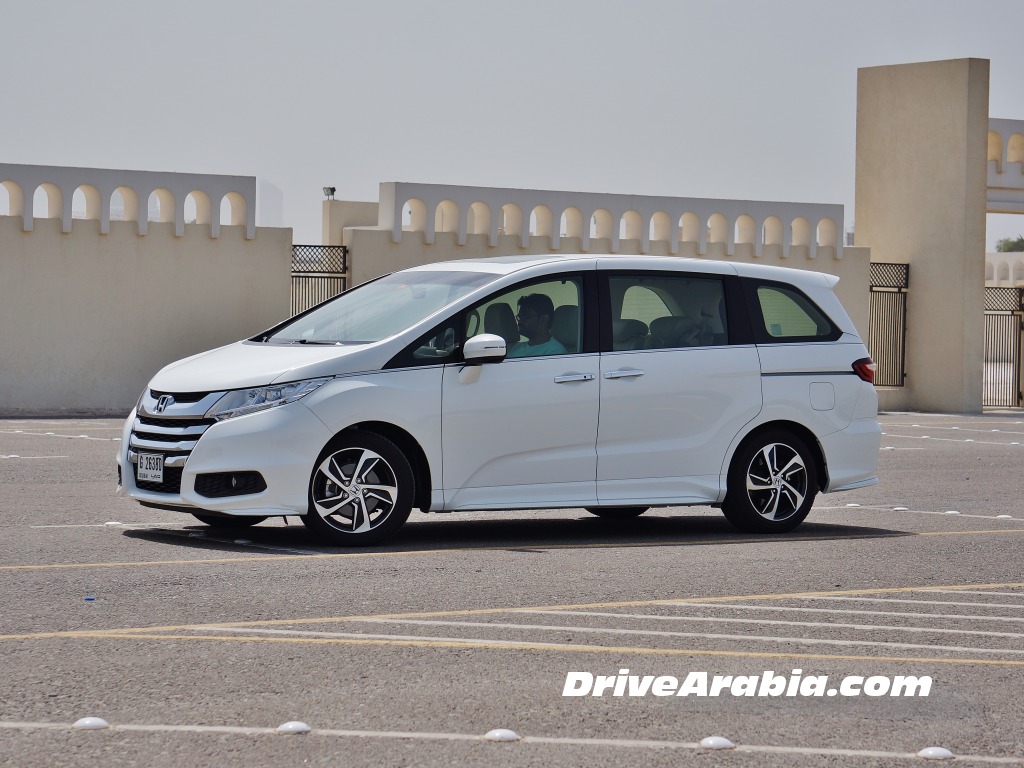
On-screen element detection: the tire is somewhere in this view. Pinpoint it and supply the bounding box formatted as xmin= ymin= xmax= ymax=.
xmin=585 ymin=506 xmax=649 ymax=519
xmin=722 ymin=430 xmax=818 ymax=533
xmin=302 ymin=431 xmax=414 ymax=546
xmin=191 ymin=514 xmax=267 ymax=528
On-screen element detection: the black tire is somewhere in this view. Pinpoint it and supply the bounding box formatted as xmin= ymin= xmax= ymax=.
xmin=722 ymin=430 xmax=818 ymax=533
xmin=585 ymin=506 xmax=649 ymax=519
xmin=191 ymin=514 xmax=267 ymax=528
xmin=302 ymin=431 xmax=414 ymax=546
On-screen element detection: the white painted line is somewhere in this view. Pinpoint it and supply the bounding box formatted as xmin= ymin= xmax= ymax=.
xmin=667 ymin=602 xmax=1024 ymax=624
xmin=30 ymin=522 xmax=151 ymax=529
xmin=921 ymin=589 xmax=1024 ymax=599
xmin=3 ymin=720 xmax=1020 ymax=764
xmin=0 ymin=430 xmax=119 ymax=441
xmin=521 ymin=609 xmax=1024 ymax=641
xmin=344 ymin=617 xmax=1024 ymax=657
xmin=1 ymin=456 xmax=69 ymax=460
xmin=798 ymin=595 xmax=1024 ymax=610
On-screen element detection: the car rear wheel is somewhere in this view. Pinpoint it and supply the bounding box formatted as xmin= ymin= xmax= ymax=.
xmin=302 ymin=431 xmax=414 ymax=546
xmin=191 ymin=513 xmax=267 ymax=528
xmin=722 ymin=431 xmax=817 ymax=533
xmin=585 ymin=506 xmax=649 ymax=519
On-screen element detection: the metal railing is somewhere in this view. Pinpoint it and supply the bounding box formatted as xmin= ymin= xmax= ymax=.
xmin=867 ymin=263 xmax=909 ymax=387
xmin=983 ymin=287 xmax=1024 ymax=407
xmin=291 ymin=245 xmax=348 ymax=316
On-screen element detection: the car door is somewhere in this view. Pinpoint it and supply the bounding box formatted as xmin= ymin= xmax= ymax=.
xmin=441 ymin=272 xmax=601 ymax=510
xmin=596 ymin=269 xmax=762 ymax=504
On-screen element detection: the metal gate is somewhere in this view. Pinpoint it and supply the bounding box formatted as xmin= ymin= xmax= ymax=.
xmin=867 ymin=263 xmax=909 ymax=387
xmin=983 ymin=287 xmax=1024 ymax=407
xmin=291 ymin=245 xmax=348 ymax=316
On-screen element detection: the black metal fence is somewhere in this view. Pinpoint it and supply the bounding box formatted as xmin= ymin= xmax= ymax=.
xmin=291 ymin=244 xmax=348 ymax=316
xmin=983 ymin=287 xmax=1024 ymax=407
xmin=867 ymin=262 xmax=909 ymax=387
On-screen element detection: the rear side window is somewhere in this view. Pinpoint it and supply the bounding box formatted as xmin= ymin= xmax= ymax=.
xmin=750 ymin=282 xmax=840 ymax=342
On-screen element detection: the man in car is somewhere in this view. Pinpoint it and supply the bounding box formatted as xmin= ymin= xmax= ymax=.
xmin=509 ymin=293 xmax=567 ymax=357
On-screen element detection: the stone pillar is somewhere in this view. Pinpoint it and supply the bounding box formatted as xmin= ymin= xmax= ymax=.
xmin=855 ymin=58 xmax=989 ymax=413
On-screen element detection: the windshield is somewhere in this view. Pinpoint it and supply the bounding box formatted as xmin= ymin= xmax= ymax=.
xmin=264 ymin=270 xmax=496 ymax=344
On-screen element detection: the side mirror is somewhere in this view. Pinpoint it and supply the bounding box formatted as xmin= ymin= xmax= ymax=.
xmin=463 ymin=333 xmax=507 ymax=365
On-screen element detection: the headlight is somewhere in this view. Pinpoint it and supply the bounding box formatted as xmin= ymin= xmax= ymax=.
xmin=205 ymin=378 xmax=332 ymax=421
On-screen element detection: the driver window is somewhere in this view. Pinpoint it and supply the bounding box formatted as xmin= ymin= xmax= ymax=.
xmin=469 ymin=277 xmax=583 ymax=358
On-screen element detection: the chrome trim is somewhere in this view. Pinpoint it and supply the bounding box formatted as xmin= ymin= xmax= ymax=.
xmin=132 ymin=418 xmax=209 ymax=438
xmin=130 ymin=435 xmax=198 ymax=452
xmin=554 ymin=373 xmax=595 ymax=383
xmin=604 ymin=369 xmax=645 ymax=379
xmin=137 ymin=390 xmax=225 ymax=419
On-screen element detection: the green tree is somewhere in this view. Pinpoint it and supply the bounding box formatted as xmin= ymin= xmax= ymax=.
xmin=996 ymin=235 xmax=1024 ymax=252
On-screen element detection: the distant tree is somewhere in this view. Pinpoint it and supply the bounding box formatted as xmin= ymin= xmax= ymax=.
xmin=996 ymin=235 xmax=1024 ymax=252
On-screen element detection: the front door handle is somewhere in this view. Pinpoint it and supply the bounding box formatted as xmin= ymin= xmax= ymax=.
xmin=604 ymin=369 xmax=645 ymax=379
xmin=554 ymin=373 xmax=596 ymax=384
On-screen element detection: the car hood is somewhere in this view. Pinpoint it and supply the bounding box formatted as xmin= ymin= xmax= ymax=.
xmin=149 ymin=340 xmax=388 ymax=393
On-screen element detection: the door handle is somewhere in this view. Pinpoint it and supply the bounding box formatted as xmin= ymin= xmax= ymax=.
xmin=554 ymin=373 xmax=596 ymax=384
xmin=604 ymin=369 xmax=645 ymax=379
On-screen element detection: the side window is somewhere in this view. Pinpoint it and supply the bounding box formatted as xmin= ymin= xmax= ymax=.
xmin=755 ymin=284 xmax=837 ymax=340
xmin=468 ymin=277 xmax=583 ymax=358
xmin=609 ymin=275 xmax=728 ymax=350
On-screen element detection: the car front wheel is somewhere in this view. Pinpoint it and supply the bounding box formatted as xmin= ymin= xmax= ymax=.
xmin=302 ymin=431 xmax=414 ymax=546
xmin=722 ymin=431 xmax=818 ymax=533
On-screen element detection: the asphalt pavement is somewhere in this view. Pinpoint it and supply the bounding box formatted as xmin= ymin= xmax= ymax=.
xmin=0 ymin=412 xmax=1022 ymax=767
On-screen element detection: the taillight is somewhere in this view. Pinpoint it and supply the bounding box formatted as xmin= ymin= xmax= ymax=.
xmin=853 ymin=357 xmax=877 ymax=384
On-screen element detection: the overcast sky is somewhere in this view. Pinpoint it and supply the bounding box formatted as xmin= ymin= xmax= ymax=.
xmin=2 ymin=0 xmax=1023 ymax=248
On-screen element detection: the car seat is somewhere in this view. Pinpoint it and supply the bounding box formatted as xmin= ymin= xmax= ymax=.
xmin=551 ymin=305 xmax=580 ymax=353
xmin=484 ymin=303 xmax=520 ymax=347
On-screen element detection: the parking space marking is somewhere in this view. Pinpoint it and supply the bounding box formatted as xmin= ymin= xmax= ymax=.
xmin=922 ymin=589 xmax=1024 ymax=598
xmin=48 ymin=630 xmax=1024 ymax=668
xmin=797 ymin=595 xmax=1024 ymax=609
xmin=2 ymin=720 xmax=1021 ymax=765
xmin=520 ymin=609 xmax=1024 ymax=640
xmin=1 ymin=456 xmax=69 ymax=460
xmin=667 ymin=602 xmax=1024 ymax=624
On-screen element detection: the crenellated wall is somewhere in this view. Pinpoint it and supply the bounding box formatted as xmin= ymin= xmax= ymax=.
xmin=328 ymin=183 xmax=870 ymax=339
xmin=0 ymin=163 xmax=257 ymax=239
xmin=0 ymin=164 xmax=289 ymax=416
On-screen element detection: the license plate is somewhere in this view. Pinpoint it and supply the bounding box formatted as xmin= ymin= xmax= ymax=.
xmin=137 ymin=452 xmax=164 ymax=483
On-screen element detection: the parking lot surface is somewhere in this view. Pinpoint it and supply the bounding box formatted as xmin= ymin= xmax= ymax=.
xmin=1 ymin=412 xmax=1023 ymax=766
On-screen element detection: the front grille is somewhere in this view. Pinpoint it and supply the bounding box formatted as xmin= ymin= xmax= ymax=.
xmin=134 ymin=465 xmax=184 ymax=494
xmin=131 ymin=391 xmax=220 ymax=495
xmin=137 ymin=416 xmax=215 ymax=429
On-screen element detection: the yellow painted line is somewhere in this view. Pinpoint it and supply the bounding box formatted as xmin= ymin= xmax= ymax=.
xmin=3 ymin=527 xmax=1024 ymax=574
xmin=3 ymin=580 xmax=1023 ymax=643
xmin=56 ymin=631 xmax=1024 ymax=668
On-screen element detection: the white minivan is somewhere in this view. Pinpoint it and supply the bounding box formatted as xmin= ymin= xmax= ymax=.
xmin=117 ymin=255 xmax=880 ymax=545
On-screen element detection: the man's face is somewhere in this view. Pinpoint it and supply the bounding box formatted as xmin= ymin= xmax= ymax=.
xmin=516 ymin=307 xmax=544 ymax=341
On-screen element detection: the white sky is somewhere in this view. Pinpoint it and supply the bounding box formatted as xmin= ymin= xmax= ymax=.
xmin=2 ymin=0 xmax=1023 ymax=248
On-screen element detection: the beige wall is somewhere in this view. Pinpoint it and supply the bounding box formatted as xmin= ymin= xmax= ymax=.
xmin=345 ymin=226 xmax=872 ymax=341
xmin=0 ymin=216 xmax=292 ymax=416
xmin=856 ymin=59 xmax=990 ymax=413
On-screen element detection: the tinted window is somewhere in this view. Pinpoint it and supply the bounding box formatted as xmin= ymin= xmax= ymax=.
xmin=467 ymin=277 xmax=583 ymax=358
xmin=608 ymin=274 xmax=728 ymax=350
xmin=754 ymin=284 xmax=837 ymax=341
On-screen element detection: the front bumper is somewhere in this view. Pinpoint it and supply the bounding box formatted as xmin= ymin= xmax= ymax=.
xmin=116 ymin=401 xmax=333 ymax=516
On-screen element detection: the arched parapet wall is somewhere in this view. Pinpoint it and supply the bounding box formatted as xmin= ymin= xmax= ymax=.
xmin=987 ymin=119 xmax=1024 ymax=214
xmin=0 ymin=163 xmax=256 ymax=238
xmin=985 ymin=252 xmax=1024 ymax=287
xmin=377 ymin=182 xmax=844 ymax=261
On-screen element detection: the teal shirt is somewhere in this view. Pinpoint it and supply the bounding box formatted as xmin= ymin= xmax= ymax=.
xmin=507 ymin=337 xmax=567 ymax=358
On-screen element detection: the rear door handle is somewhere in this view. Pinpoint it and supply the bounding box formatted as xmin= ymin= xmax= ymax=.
xmin=554 ymin=373 xmax=595 ymax=384
xmin=604 ymin=369 xmax=645 ymax=379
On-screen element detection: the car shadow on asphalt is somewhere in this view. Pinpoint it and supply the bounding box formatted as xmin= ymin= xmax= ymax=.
xmin=121 ymin=511 xmax=910 ymax=555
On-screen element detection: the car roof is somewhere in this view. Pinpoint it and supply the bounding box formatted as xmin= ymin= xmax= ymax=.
xmin=404 ymin=254 xmax=838 ymax=288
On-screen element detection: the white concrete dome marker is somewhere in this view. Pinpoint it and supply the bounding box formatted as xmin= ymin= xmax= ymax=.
xmin=485 ymin=728 xmax=521 ymax=742
xmin=917 ymin=746 xmax=955 ymax=760
xmin=700 ymin=736 xmax=735 ymax=749
xmin=73 ymin=717 xmax=109 ymax=730
xmin=945 ymin=510 xmax=960 ymax=515
xmin=893 ymin=506 xmax=909 ymax=511
xmin=276 ymin=721 xmax=311 ymax=734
